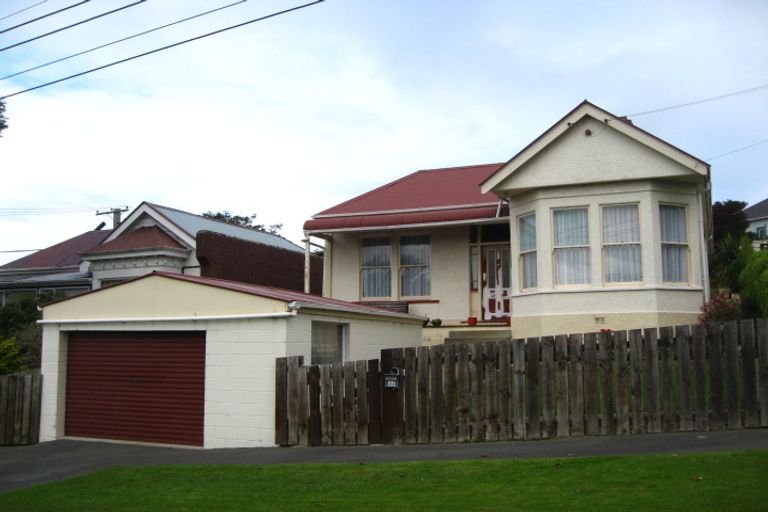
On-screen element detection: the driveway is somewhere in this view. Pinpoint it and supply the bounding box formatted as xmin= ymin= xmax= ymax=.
xmin=2 ymin=429 xmax=767 ymax=493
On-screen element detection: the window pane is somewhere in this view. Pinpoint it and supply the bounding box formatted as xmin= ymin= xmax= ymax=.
xmin=311 ymin=322 xmax=344 ymax=364
xmin=401 ymin=266 xmax=431 ymax=296
xmin=400 ymin=236 xmax=430 ymax=265
xmin=362 ymin=238 xmax=390 ymax=266
xmin=555 ymin=247 xmax=590 ymax=285
xmin=522 ymin=252 xmax=537 ymax=289
xmin=554 ymin=209 xmax=589 ymax=246
xmin=470 ymin=246 xmax=478 ymax=289
xmin=501 ymin=248 xmax=510 ymax=288
xmin=362 ymin=268 xmax=391 ymax=297
xmin=660 ymin=205 xmax=687 ymax=243
xmin=604 ymin=245 xmax=641 ymax=282
xmin=487 ymin=249 xmax=497 ymax=288
xmin=519 ymin=214 xmax=536 ymax=252
xmin=603 ymin=205 xmax=639 ymax=243
xmin=662 ymin=245 xmax=688 ymax=282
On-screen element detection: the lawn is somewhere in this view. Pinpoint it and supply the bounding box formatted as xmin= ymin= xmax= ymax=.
xmin=1 ymin=450 xmax=767 ymax=511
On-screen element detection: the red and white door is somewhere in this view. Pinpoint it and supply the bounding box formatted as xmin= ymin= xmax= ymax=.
xmin=482 ymin=245 xmax=511 ymax=320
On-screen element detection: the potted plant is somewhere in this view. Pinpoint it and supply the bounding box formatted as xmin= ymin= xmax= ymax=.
xmin=430 ymin=318 xmax=442 ymax=327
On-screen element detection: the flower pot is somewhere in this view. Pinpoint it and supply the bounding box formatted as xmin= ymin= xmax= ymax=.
xmin=467 ymin=316 xmax=478 ymax=326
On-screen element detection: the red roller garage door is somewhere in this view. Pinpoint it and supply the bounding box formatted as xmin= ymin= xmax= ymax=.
xmin=66 ymin=331 xmax=205 ymax=446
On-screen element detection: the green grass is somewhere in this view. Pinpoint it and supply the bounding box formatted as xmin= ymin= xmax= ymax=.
xmin=1 ymin=450 xmax=767 ymax=511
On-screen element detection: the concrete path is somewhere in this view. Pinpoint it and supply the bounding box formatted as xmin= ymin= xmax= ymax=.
xmin=2 ymin=429 xmax=767 ymax=493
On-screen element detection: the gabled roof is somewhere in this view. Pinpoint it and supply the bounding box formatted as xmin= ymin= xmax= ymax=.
xmin=86 ymin=226 xmax=185 ymax=254
xmin=106 ymin=202 xmax=303 ymax=253
xmin=0 ymin=229 xmax=111 ymax=270
xmin=744 ymin=197 xmax=768 ymax=221
xmin=304 ymin=164 xmax=505 ymax=232
xmin=481 ymin=100 xmax=710 ymax=194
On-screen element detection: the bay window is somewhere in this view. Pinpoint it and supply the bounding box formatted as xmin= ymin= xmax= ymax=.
xmin=361 ymin=238 xmax=391 ymax=297
xmin=660 ymin=205 xmax=688 ymax=283
xmin=602 ymin=204 xmax=641 ymax=283
xmin=554 ymin=208 xmax=590 ymax=285
xmin=400 ymin=235 xmax=431 ymax=297
xmin=519 ymin=213 xmax=537 ymax=289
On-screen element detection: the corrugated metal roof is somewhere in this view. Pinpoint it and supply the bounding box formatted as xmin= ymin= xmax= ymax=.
xmin=0 ymin=271 xmax=90 ymax=286
xmin=745 ymin=197 xmax=768 ymax=221
xmin=0 ymin=230 xmax=111 ymax=270
xmin=86 ymin=226 xmax=185 ymax=254
xmin=147 ymin=203 xmax=304 ymax=253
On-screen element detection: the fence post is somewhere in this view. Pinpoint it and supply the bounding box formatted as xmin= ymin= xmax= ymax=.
xmin=275 ymin=357 xmax=289 ymax=445
xmin=757 ymin=318 xmax=768 ymax=427
xmin=740 ymin=319 xmax=759 ymax=428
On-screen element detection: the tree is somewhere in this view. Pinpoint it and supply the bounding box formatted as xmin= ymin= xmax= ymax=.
xmin=709 ymin=200 xmax=750 ymax=292
xmin=203 ymin=210 xmax=282 ymax=234
xmin=712 ymin=200 xmax=748 ymax=244
xmin=740 ymin=251 xmax=768 ymax=318
xmin=0 ymin=98 xmax=8 ymax=136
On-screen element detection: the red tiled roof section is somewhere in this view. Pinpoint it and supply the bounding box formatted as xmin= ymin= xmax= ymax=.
xmin=315 ymin=163 xmax=504 ymax=216
xmin=87 ymin=226 xmax=185 ymax=254
xmin=304 ymin=205 xmax=504 ymax=231
xmin=1 ymin=230 xmax=111 ymax=269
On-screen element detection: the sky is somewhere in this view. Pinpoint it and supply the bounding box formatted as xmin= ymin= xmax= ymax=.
xmin=0 ymin=0 xmax=766 ymax=265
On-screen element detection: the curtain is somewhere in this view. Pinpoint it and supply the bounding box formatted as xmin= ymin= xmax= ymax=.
xmin=554 ymin=209 xmax=590 ymax=285
xmin=519 ymin=214 xmax=537 ymax=288
xmin=603 ymin=205 xmax=641 ymax=282
xmin=660 ymin=205 xmax=688 ymax=282
xmin=400 ymin=235 xmax=430 ymax=296
xmin=361 ymin=238 xmax=391 ymax=297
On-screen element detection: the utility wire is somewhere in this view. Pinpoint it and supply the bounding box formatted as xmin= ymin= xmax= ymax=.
xmin=0 ymin=1 xmax=48 ymax=22
xmin=1 ymin=1 xmax=147 ymax=53
xmin=2 ymin=0 xmax=248 ymax=81
xmin=0 ymin=249 xmax=41 ymax=254
xmin=626 ymin=83 xmax=768 ymax=117
xmin=0 ymin=0 xmax=325 ymax=100
xmin=0 ymin=0 xmax=89 ymax=34
xmin=705 ymin=138 xmax=768 ymax=162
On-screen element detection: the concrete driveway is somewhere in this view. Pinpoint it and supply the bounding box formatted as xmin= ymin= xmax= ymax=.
xmin=2 ymin=429 xmax=767 ymax=493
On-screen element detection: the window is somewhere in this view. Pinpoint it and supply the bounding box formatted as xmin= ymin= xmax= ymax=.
xmin=603 ymin=204 xmax=641 ymax=283
xmin=311 ymin=322 xmax=347 ymax=364
xmin=470 ymin=246 xmax=479 ymax=290
xmin=756 ymin=226 xmax=767 ymax=240
xmin=361 ymin=238 xmax=391 ymax=297
xmin=519 ymin=213 xmax=537 ymax=289
xmin=400 ymin=235 xmax=431 ymax=296
xmin=553 ymin=208 xmax=590 ymax=285
xmin=660 ymin=205 xmax=688 ymax=283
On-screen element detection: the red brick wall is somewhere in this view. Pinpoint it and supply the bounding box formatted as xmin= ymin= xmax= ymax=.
xmin=196 ymin=231 xmax=323 ymax=294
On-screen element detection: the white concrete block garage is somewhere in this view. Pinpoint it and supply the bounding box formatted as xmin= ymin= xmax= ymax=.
xmin=39 ymin=272 xmax=423 ymax=448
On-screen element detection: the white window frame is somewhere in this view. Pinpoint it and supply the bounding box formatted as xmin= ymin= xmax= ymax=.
xmin=399 ymin=235 xmax=431 ymax=298
xmin=659 ymin=203 xmax=690 ymax=284
xmin=552 ymin=207 xmax=591 ymax=287
xmin=601 ymin=203 xmax=642 ymax=285
xmin=360 ymin=237 xmax=392 ymax=299
xmin=518 ymin=212 xmax=537 ymax=290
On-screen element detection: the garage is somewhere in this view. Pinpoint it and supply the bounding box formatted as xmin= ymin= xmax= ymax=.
xmin=39 ymin=272 xmax=423 ymax=448
xmin=65 ymin=331 xmax=205 ymax=446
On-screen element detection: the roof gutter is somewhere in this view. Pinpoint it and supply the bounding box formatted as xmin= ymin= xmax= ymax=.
xmin=289 ymin=300 xmax=425 ymax=322
xmin=305 ymin=215 xmax=511 ymax=235
xmin=38 ymin=311 xmax=298 ymax=325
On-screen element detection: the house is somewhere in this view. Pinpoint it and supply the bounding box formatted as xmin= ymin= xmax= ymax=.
xmin=39 ymin=272 xmax=423 ymax=448
xmin=0 ymin=202 xmax=323 ymax=303
xmin=744 ymin=197 xmax=768 ymax=250
xmin=304 ymin=101 xmax=712 ymax=340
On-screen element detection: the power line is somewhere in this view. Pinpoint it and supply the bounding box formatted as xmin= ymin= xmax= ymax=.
xmin=705 ymin=138 xmax=768 ymax=162
xmin=0 ymin=0 xmax=325 ymax=100
xmin=625 ymin=83 xmax=768 ymax=117
xmin=0 ymin=1 xmax=48 ymax=22
xmin=0 ymin=0 xmax=89 ymax=35
xmin=1 ymin=0 xmax=147 ymax=53
xmin=2 ymin=0 xmax=248 ymax=81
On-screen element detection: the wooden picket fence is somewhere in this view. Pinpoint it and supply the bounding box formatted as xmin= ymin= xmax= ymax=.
xmin=275 ymin=318 xmax=768 ymax=446
xmin=0 ymin=373 xmax=42 ymax=445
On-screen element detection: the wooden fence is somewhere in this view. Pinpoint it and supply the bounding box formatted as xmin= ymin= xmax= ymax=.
xmin=276 ymin=319 xmax=768 ymax=446
xmin=0 ymin=373 xmax=42 ymax=445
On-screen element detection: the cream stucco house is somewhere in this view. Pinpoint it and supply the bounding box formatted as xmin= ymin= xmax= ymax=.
xmin=304 ymin=101 xmax=712 ymax=341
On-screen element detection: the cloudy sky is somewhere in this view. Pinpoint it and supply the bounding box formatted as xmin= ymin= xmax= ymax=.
xmin=1 ymin=0 xmax=766 ymax=265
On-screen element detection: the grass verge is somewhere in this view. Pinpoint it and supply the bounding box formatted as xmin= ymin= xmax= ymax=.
xmin=1 ymin=450 xmax=767 ymax=511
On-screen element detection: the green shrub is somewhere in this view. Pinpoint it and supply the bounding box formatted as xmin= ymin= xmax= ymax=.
xmin=739 ymin=251 xmax=768 ymax=318
xmin=699 ymin=291 xmax=742 ymax=324
xmin=0 ymin=338 xmax=28 ymax=375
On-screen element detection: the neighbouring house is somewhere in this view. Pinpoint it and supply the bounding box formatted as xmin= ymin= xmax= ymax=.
xmin=39 ymin=272 xmax=423 ymax=448
xmin=744 ymin=197 xmax=768 ymax=251
xmin=0 ymin=202 xmax=323 ymax=304
xmin=0 ymin=228 xmax=111 ymax=306
xmin=304 ymin=101 xmax=712 ymax=341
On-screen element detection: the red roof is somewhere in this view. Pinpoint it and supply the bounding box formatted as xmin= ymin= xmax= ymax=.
xmin=86 ymin=226 xmax=185 ymax=254
xmin=1 ymin=230 xmax=111 ymax=270
xmin=305 ymin=163 xmax=504 ymax=231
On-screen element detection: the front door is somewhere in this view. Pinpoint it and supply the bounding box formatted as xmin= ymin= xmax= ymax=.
xmin=482 ymin=245 xmax=511 ymax=320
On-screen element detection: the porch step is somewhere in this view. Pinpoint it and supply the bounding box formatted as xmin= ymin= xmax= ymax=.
xmin=444 ymin=329 xmax=512 ymax=345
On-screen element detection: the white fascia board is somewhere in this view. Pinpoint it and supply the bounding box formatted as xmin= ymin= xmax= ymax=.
xmin=103 ymin=203 xmax=196 ymax=248
xmin=289 ymin=300 xmax=425 ymax=323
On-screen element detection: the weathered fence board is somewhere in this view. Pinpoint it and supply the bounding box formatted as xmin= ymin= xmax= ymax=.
xmin=0 ymin=374 xmax=43 ymax=446
xmin=276 ymin=318 xmax=768 ymax=447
